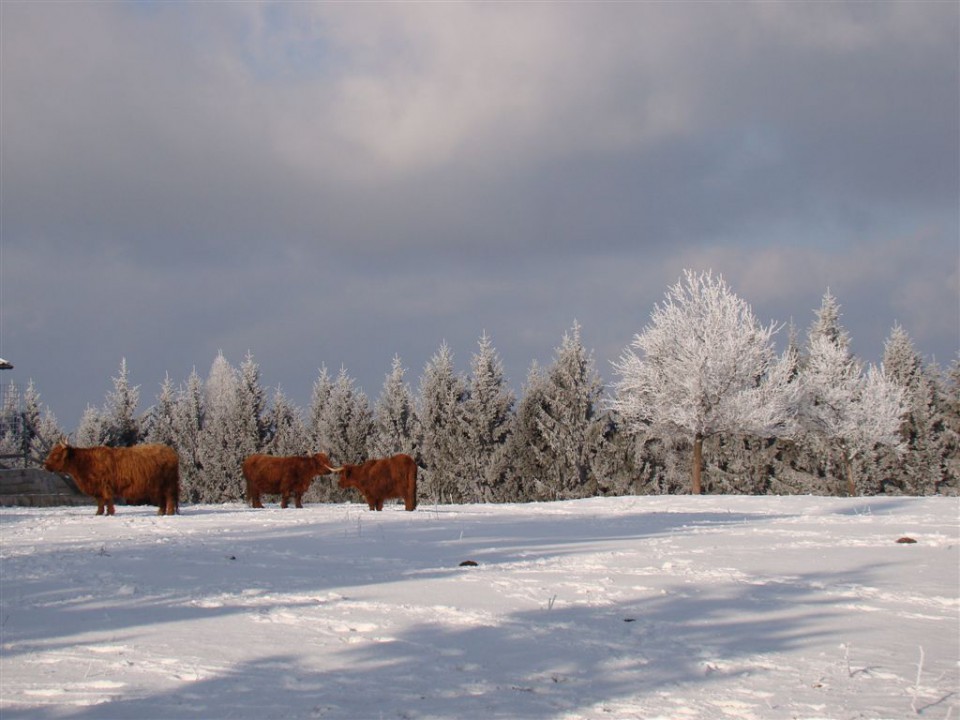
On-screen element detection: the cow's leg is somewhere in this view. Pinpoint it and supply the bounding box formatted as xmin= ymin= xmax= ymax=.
xmin=404 ymin=495 xmax=416 ymax=511
xmin=280 ymin=493 xmax=289 ymax=509
xmin=96 ymin=499 xmax=106 ymax=515
xmin=294 ymin=493 xmax=304 ymax=509
xmin=105 ymin=495 xmax=116 ymax=515
xmin=251 ymin=491 xmax=264 ymax=509
xmin=375 ymin=499 xmax=384 ymax=511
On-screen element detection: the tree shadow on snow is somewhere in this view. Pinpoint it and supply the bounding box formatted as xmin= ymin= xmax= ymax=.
xmin=0 ymin=502 xmax=934 ymax=719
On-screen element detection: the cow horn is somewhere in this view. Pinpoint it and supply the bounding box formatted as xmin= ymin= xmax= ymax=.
xmin=326 ymin=465 xmax=344 ymax=473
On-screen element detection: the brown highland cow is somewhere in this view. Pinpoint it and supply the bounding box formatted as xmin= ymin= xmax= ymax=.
xmin=43 ymin=442 xmax=180 ymax=516
xmin=242 ymin=452 xmax=333 ymax=509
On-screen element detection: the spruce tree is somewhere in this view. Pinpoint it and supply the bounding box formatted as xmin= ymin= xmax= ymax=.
xmin=197 ymin=352 xmax=244 ymax=502
xmin=879 ymin=325 xmax=942 ymax=494
xmin=265 ymin=388 xmax=307 ymax=456
xmin=102 ymin=358 xmax=141 ymax=447
xmin=173 ymin=370 xmax=206 ymax=503
xmin=370 ymin=355 xmax=418 ymax=459
xmin=143 ymin=375 xmax=178 ymax=448
xmin=536 ymin=323 xmax=606 ymax=499
xmin=317 ymin=367 xmax=372 ymax=467
xmin=461 ymin=333 xmax=515 ymax=502
xmin=418 ymin=342 xmax=468 ymax=504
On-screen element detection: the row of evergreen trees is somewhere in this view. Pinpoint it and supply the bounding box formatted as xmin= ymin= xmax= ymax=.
xmin=2 ymin=288 xmax=957 ymax=503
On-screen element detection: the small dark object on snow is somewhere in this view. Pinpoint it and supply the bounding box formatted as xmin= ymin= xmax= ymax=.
xmin=896 ymin=536 xmax=917 ymax=544
xmin=459 ymin=560 xmax=478 ymax=567
xmin=228 ymin=555 xmax=237 ymax=560
xmin=623 ymin=618 xmax=636 ymax=623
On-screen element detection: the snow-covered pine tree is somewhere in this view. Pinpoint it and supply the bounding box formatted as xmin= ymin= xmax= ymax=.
xmin=460 ymin=333 xmax=515 ymax=502
xmin=497 ymin=362 xmax=551 ymax=502
xmin=535 ymin=323 xmax=606 ymax=499
xmin=369 ymin=355 xmax=418 ymax=459
xmin=197 ymin=352 xmax=245 ymax=502
xmin=308 ymin=365 xmax=333 ymax=453
xmin=75 ymin=405 xmax=109 ymax=447
xmin=234 ymin=351 xmax=267 ymax=462
xmin=417 ymin=342 xmax=468 ymax=504
xmin=877 ymin=325 xmax=943 ymax=494
xmin=101 ymin=358 xmax=141 ymax=447
xmin=264 ymin=388 xmax=307 ymax=456
xmin=26 ymin=390 xmax=62 ymax=467
xmin=612 ymin=270 xmax=795 ymax=495
xmin=315 ymin=367 xmax=372 ymax=467
xmin=799 ymin=333 xmax=905 ymax=496
xmin=934 ymin=357 xmax=960 ymax=495
xmin=142 ymin=375 xmax=178 ymax=448
xmin=173 ymin=369 xmax=206 ymax=503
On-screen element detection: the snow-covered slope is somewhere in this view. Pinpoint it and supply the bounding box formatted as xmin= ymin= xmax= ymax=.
xmin=1 ymin=496 xmax=957 ymax=719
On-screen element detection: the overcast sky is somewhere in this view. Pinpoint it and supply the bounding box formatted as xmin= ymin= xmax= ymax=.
xmin=2 ymin=1 xmax=958 ymax=430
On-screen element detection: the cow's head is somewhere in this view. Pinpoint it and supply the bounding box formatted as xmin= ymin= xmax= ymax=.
xmin=312 ymin=452 xmax=333 ymax=473
xmin=43 ymin=442 xmax=71 ymax=472
xmin=326 ymin=464 xmax=354 ymax=489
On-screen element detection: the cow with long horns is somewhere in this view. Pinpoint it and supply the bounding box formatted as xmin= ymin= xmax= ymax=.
xmin=328 ymin=453 xmax=417 ymax=511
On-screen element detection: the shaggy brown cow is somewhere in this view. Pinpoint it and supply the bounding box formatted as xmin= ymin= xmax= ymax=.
xmin=43 ymin=442 xmax=180 ymax=516
xmin=329 ymin=453 xmax=417 ymax=511
xmin=242 ymin=452 xmax=333 ymax=509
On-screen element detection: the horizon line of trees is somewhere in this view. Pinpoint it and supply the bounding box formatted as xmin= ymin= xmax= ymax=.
xmin=2 ymin=270 xmax=957 ymax=502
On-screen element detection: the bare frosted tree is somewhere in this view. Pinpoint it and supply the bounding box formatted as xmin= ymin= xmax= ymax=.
xmin=612 ymin=270 xmax=795 ymax=494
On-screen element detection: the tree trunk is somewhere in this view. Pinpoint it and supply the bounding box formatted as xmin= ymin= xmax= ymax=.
xmin=843 ymin=452 xmax=856 ymax=497
xmin=692 ymin=433 xmax=704 ymax=495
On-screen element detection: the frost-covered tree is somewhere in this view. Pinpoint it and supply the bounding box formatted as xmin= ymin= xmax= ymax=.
xmin=369 ymin=356 xmax=418 ymax=459
xmin=460 ymin=333 xmax=514 ymax=502
xmin=235 ymin=351 xmax=267 ymax=460
xmin=308 ymin=365 xmax=334 ymax=453
xmin=808 ymin=290 xmax=849 ymax=350
xmin=535 ymin=323 xmax=606 ymax=498
xmin=418 ymin=342 xmax=468 ymax=504
xmin=315 ymin=366 xmax=372 ymax=466
xmin=75 ymin=405 xmax=109 ymax=447
xmin=197 ymin=352 xmax=245 ymax=501
xmin=613 ymin=270 xmax=795 ymax=495
xmin=799 ymin=333 xmax=904 ymax=496
xmin=877 ymin=325 xmax=943 ymax=494
xmin=264 ymin=388 xmax=307 ymax=456
xmin=101 ymin=358 xmax=141 ymax=447
xmin=173 ymin=369 xmax=206 ymax=502
xmin=937 ymin=357 xmax=960 ymax=494
xmin=498 ymin=362 xmax=550 ymax=501
xmin=143 ymin=375 xmax=178 ymax=448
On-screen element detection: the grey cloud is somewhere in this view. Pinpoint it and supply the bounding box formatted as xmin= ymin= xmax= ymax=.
xmin=2 ymin=1 xmax=956 ymax=426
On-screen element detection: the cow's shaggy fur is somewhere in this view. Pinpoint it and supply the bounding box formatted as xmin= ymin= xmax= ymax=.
xmin=242 ymin=453 xmax=333 ymax=509
xmin=334 ymin=454 xmax=417 ymax=511
xmin=43 ymin=443 xmax=180 ymax=516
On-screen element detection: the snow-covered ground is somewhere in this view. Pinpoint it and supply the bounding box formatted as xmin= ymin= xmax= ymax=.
xmin=1 ymin=495 xmax=957 ymax=720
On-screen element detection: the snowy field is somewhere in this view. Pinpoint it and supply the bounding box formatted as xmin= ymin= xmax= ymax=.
xmin=1 ymin=495 xmax=957 ymax=720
